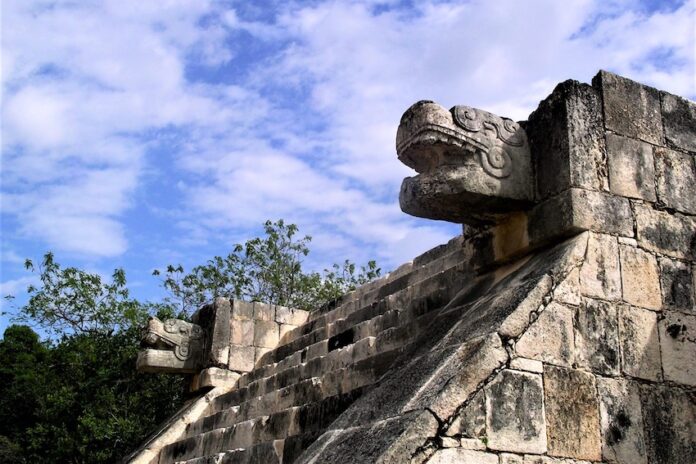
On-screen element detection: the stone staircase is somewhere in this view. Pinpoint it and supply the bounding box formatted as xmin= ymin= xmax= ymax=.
xmin=157 ymin=236 xmax=467 ymax=464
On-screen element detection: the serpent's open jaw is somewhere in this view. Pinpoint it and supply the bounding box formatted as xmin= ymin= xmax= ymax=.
xmin=396 ymin=102 xmax=486 ymax=175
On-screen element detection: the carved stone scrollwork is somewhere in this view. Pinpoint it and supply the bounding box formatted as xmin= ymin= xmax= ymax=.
xmin=452 ymin=105 xmax=526 ymax=179
xmin=137 ymin=317 xmax=205 ymax=374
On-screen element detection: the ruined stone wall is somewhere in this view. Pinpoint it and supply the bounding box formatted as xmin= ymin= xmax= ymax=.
xmin=419 ymin=71 xmax=696 ymax=464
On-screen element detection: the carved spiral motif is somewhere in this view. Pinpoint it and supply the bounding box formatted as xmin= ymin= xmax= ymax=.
xmin=480 ymin=146 xmax=512 ymax=179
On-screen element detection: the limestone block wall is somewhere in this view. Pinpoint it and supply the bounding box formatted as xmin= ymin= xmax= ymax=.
xmin=418 ymin=71 xmax=696 ymax=464
xmin=227 ymin=300 xmax=309 ymax=373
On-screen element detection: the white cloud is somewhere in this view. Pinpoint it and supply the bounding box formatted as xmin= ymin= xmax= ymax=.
xmin=2 ymin=0 xmax=694 ymax=275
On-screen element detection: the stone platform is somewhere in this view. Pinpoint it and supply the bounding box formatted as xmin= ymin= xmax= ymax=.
xmin=127 ymin=71 xmax=696 ymax=464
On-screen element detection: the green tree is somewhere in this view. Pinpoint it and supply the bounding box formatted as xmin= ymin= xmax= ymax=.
xmin=16 ymin=252 xmax=146 ymax=336
xmin=155 ymin=219 xmax=380 ymax=314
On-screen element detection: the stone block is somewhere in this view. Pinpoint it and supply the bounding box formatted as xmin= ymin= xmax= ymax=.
xmin=635 ymin=203 xmax=696 ymax=260
xmin=597 ymin=377 xmax=647 ymax=464
xmin=527 ymin=79 xmax=606 ymax=199
xmin=485 ymin=369 xmax=547 ymax=454
xmin=618 ymin=305 xmax=662 ymax=381
xmin=574 ymin=298 xmax=620 ymax=375
xmin=459 ymin=438 xmax=486 ymax=450
xmin=543 ymin=365 xmax=601 ymax=461
xmin=254 ymin=320 xmax=279 ymax=348
xmin=232 ymin=300 xmax=254 ymax=320
xmin=253 ymin=302 xmax=275 ymax=321
xmin=529 ymin=188 xmax=633 ymax=246
xmin=198 ymin=367 xmax=241 ymax=389
xmin=619 ymin=244 xmax=662 ymax=310
xmin=445 ymin=388 xmax=485 ymax=438
xmin=659 ymin=310 xmax=696 ymax=386
xmin=661 ymin=91 xmax=696 ymax=152
xmin=500 ymin=453 xmax=524 ymax=464
xmin=278 ymin=323 xmax=298 ymax=342
xmin=275 ymin=306 xmax=309 ymax=326
xmin=516 ymin=302 xmax=575 ymax=367
xmin=606 ymin=133 xmax=656 ymax=200
xmin=579 ymin=233 xmax=621 ymax=301
xmin=593 ymin=70 xmax=663 ymax=144
xmin=254 ymin=347 xmax=271 ymax=365
xmin=640 ymin=384 xmax=696 ymax=464
xmin=553 ymin=267 xmax=581 ymax=306
xmin=228 ymin=344 xmax=255 ymax=372
xmin=509 ymin=357 xmax=543 ymax=374
xmin=498 ymin=274 xmax=552 ymax=339
xmin=655 ymin=147 xmax=696 ymax=214
xmin=659 ymin=257 xmax=695 ymax=313
xmin=426 ymin=448 xmax=498 ymax=464
xmin=230 ymin=319 xmax=254 ymax=346
xmin=437 ymin=436 xmax=459 ymax=448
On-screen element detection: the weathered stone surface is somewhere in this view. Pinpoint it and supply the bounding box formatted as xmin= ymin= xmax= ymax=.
xmin=606 ymin=133 xmax=656 ymax=200
xmin=254 ymin=320 xmax=280 ymax=348
xmin=228 ymin=344 xmax=255 ymax=372
xmin=198 ymin=367 xmax=240 ymax=389
xmin=640 ymin=384 xmax=696 ymax=464
xmin=659 ymin=310 xmax=696 ymax=386
xmin=516 ymin=302 xmax=575 ymax=367
xmin=574 ymin=298 xmax=620 ymax=375
xmin=445 ymin=389 xmax=486 ymax=438
xmin=593 ymin=70 xmax=663 ymax=144
xmin=554 ymin=267 xmax=581 ymax=306
xmin=498 ymin=274 xmax=552 ymax=338
xmin=659 ymin=257 xmax=695 ymax=313
xmin=232 ymin=300 xmax=254 ymax=320
xmin=500 ymin=453 xmax=524 ymax=464
xmin=618 ymin=305 xmax=662 ymax=381
xmin=635 ymin=203 xmax=696 ymax=260
xmin=661 ymin=91 xmax=696 ymax=153
xmin=459 ymin=437 xmax=486 ymax=450
xmin=279 ymin=323 xmax=298 ymax=342
xmin=579 ymin=233 xmax=621 ymax=300
xmin=426 ymin=448 xmax=498 ymax=464
xmin=275 ymin=306 xmax=309 ymax=326
xmin=231 ymin=319 xmax=254 ymax=346
xmin=619 ymin=245 xmax=662 ymax=310
xmin=527 ymin=79 xmax=606 ymax=199
xmin=597 ymin=377 xmax=646 ymax=464
xmin=253 ymin=302 xmax=275 ymax=321
xmin=529 ymin=188 xmax=633 ymax=245
xmin=296 ymin=410 xmax=438 ymax=464
xmin=485 ymin=369 xmax=547 ymax=453
xmin=208 ymin=298 xmax=231 ymax=367
xmin=509 ymin=357 xmax=543 ymax=374
xmin=655 ymin=147 xmax=696 ymax=214
xmin=544 ymin=365 xmax=601 ymax=461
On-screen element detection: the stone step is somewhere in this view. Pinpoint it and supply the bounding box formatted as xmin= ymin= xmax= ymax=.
xmin=211 ymin=312 xmax=424 ymax=416
xmin=269 ymin=253 xmax=461 ymax=360
xmin=248 ymin=278 xmax=450 ymax=386
xmin=212 ymin=338 xmax=404 ymax=417
xmin=165 ymin=390 xmax=363 ymax=464
xmin=187 ymin=343 xmax=380 ymax=438
xmin=172 ymin=431 xmax=323 ymax=464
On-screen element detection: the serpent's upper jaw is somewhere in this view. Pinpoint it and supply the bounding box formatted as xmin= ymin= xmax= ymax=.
xmin=396 ymin=101 xmax=534 ymax=225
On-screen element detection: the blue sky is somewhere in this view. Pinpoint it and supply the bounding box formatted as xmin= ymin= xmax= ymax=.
xmin=1 ymin=0 xmax=694 ymax=334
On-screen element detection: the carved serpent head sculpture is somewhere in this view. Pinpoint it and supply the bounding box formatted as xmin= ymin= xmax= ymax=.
xmin=396 ymin=101 xmax=533 ymax=225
